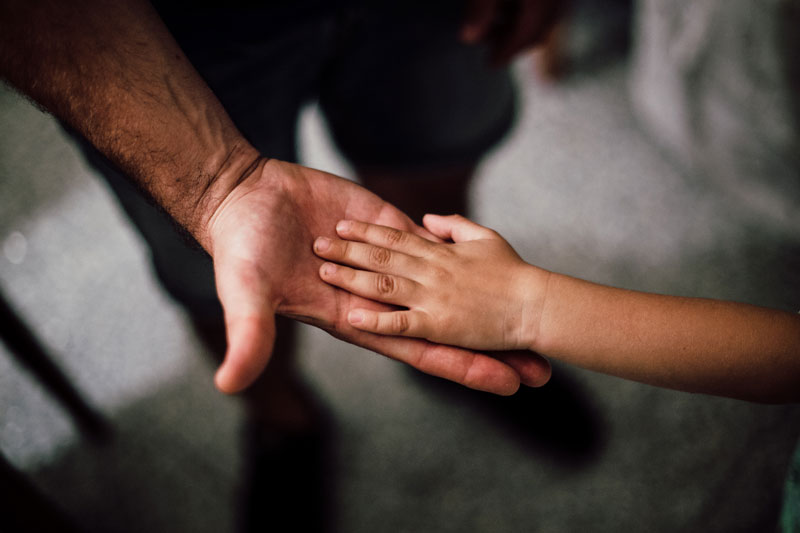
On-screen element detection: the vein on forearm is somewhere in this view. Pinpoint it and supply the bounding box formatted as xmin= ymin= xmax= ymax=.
xmin=0 ymin=0 xmax=252 ymax=240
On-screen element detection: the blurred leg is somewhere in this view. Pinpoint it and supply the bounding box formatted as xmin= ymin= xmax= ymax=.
xmin=321 ymin=2 xmax=515 ymax=220
xmin=359 ymin=165 xmax=474 ymax=225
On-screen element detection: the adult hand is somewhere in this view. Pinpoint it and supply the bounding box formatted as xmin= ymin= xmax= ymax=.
xmin=205 ymin=159 xmax=552 ymax=395
xmin=461 ymin=0 xmax=563 ymax=65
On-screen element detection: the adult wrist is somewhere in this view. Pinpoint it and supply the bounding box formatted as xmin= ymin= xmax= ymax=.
xmin=187 ymin=140 xmax=264 ymax=252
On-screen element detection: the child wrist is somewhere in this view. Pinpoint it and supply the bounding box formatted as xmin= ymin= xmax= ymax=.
xmin=516 ymin=264 xmax=551 ymax=352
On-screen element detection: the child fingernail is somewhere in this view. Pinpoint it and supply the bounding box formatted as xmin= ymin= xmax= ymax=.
xmin=336 ymin=220 xmax=352 ymax=233
xmin=321 ymin=263 xmax=336 ymax=276
xmin=314 ymin=237 xmax=331 ymax=252
xmin=348 ymin=310 xmax=364 ymax=324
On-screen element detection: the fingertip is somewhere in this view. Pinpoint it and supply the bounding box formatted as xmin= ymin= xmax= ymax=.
xmin=214 ymin=347 xmax=257 ymax=394
xmin=347 ymin=309 xmax=365 ymax=325
xmin=319 ymin=262 xmax=336 ymax=278
xmin=422 ymin=214 xmax=451 ymax=240
xmin=459 ymin=350 xmax=522 ymax=396
xmin=495 ymin=367 xmax=522 ymax=396
xmin=495 ymin=374 xmax=522 ymax=396
xmin=214 ymin=315 xmax=276 ymax=395
xmin=474 ymin=364 xmax=520 ymax=396
xmin=493 ymin=351 xmax=552 ymax=389
xmin=214 ymin=362 xmax=243 ymax=395
xmin=520 ymin=357 xmax=552 ymax=388
xmin=313 ymin=236 xmax=331 ymax=254
xmin=421 ymin=213 xmax=435 ymax=230
xmin=214 ymin=349 xmax=262 ymax=395
xmin=335 ymin=219 xmax=353 ymax=235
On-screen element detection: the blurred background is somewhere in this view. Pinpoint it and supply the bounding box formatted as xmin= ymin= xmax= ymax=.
xmin=2 ymin=0 xmax=800 ymax=531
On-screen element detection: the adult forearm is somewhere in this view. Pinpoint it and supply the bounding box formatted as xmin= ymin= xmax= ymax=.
xmin=532 ymin=272 xmax=800 ymax=403
xmin=0 ymin=0 xmax=257 ymax=248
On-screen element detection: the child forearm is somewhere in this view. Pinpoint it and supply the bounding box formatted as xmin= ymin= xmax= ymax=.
xmin=529 ymin=271 xmax=800 ymax=403
xmin=312 ymin=215 xmax=800 ymax=402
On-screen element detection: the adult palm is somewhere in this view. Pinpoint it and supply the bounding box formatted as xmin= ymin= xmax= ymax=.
xmin=207 ymin=159 xmax=551 ymax=395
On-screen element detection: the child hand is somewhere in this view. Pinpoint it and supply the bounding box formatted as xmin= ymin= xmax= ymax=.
xmin=313 ymin=214 xmax=550 ymax=352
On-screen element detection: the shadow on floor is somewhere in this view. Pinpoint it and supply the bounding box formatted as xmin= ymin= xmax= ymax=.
xmin=412 ymin=363 xmax=607 ymax=469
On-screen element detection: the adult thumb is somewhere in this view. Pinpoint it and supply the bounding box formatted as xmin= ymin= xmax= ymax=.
xmin=214 ymin=312 xmax=276 ymax=394
xmin=211 ymin=250 xmax=279 ymax=394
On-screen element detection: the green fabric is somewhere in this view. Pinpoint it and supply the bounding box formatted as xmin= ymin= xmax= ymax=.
xmin=782 ymin=441 xmax=800 ymax=533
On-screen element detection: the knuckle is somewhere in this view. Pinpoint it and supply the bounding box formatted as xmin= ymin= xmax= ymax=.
xmin=430 ymin=245 xmax=454 ymax=261
xmin=376 ymin=274 xmax=396 ymax=295
xmin=383 ymin=227 xmax=406 ymax=247
xmin=392 ymin=313 xmax=410 ymax=334
xmin=369 ymin=246 xmax=392 ymax=267
xmin=341 ymin=240 xmax=353 ymax=259
xmin=428 ymin=264 xmax=450 ymax=283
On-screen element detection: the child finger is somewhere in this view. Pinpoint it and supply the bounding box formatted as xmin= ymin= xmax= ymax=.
xmin=319 ymin=262 xmax=419 ymax=306
xmin=346 ymin=308 xmax=428 ymax=338
xmin=314 ymin=236 xmax=419 ymax=275
xmin=422 ymin=214 xmax=498 ymax=243
xmin=335 ymin=220 xmax=436 ymax=256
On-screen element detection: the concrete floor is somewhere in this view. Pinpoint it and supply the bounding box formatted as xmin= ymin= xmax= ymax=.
xmin=2 ymin=11 xmax=800 ymax=532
